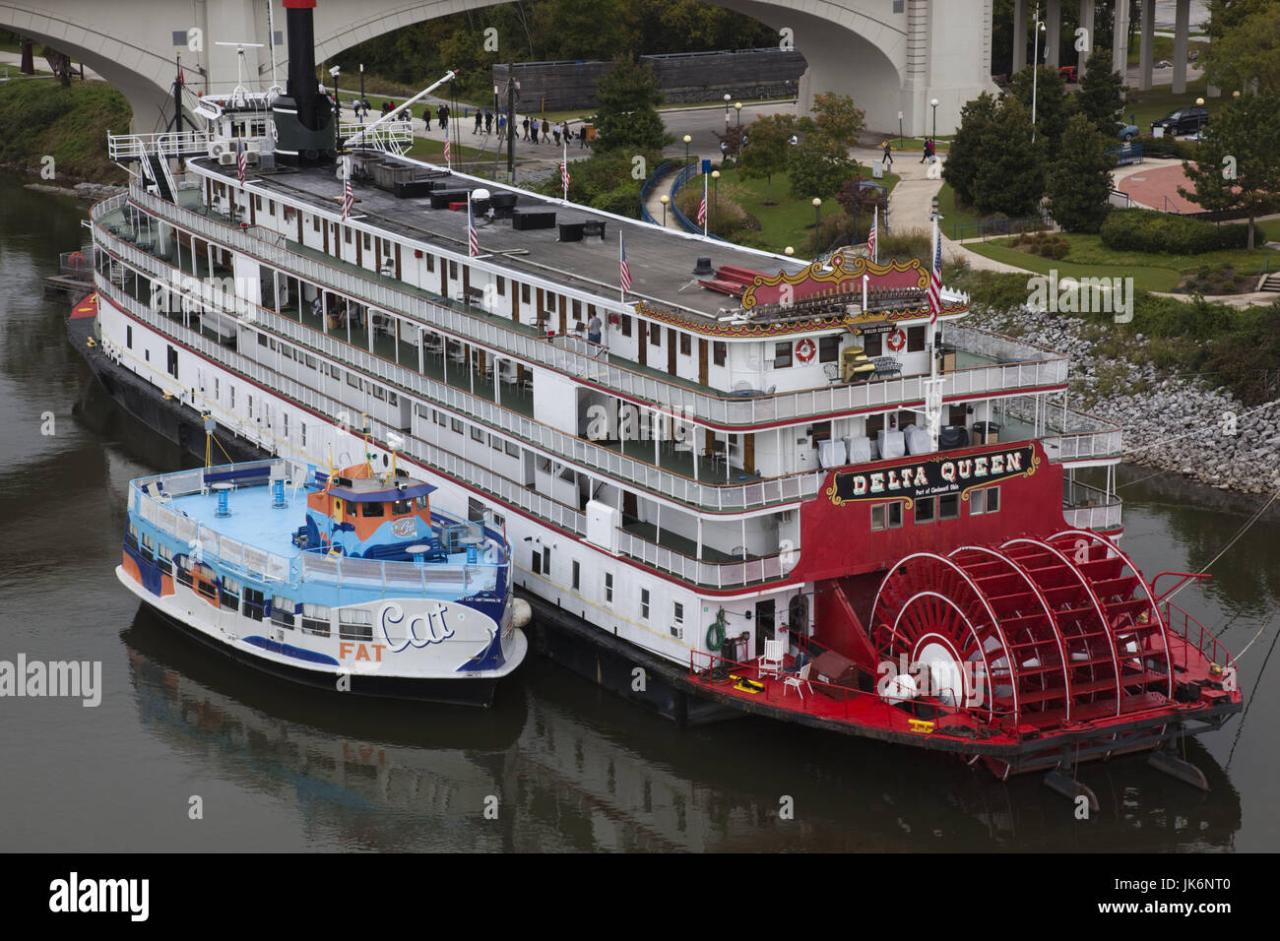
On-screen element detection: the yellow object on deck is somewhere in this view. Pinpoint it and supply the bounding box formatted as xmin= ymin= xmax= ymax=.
xmin=908 ymin=718 xmax=935 ymax=734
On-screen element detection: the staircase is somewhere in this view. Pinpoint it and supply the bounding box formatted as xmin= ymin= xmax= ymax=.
xmin=1258 ymin=271 xmax=1280 ymax=293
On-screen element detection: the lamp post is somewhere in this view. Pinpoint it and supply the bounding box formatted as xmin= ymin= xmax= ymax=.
xmin=734 ymin=101 xmax=742 ymax=126
xmin=784 ymin=246 xmax=794 ymax=256
xmin=660 ymin=194 xmax=669 ymax=227
xmin=930 ymin=97 xmax=939 ymax=141
xmin=711 ymin=169 xmax=720 ymax=226
xmin=812 ymin=196 xmax=822 ymax=234
xmin=723 ymin=92 xmax=731 ymax=123
xmin=1031 ymin=6 xmax=1045 ymax=141
xmin=330 ymin=65 xmax=341 ymax=123
xmin=359 ymin=63 xmax=365 ymax=126
xmin=682 ymin=133 xmax=692 ymax=170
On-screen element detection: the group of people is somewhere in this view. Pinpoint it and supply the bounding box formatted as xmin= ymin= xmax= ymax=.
xmin=471 ymin=110 xmax=587 ymax=148
xmin=877 ymin=138 xmax=938 ymax=169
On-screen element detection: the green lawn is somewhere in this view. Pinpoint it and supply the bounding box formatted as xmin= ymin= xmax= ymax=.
xmin=966 ymin=232 xmax=1279 ymax=292
xmin=1126 ymin=35 xmax=1210 ymax=67
xmin=708 ymin=165 xmax=899 ymax=254
xmin=937 ymin=182 xmax=1011 ymax=240
xmin=404 ymin=136 xmax=492 ymax=162
xmin=1259 ymin=218 xmax=1280 ymax=243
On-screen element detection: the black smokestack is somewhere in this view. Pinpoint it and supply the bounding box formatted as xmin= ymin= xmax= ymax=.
xmin=284 ymin=0 xmax=321 ymax=131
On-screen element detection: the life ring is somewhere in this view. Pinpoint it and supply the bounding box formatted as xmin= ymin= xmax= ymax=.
xmin=886 ymin=328 xmax=907 ymax=352
xmin=795 ymin=338 xmax=817 ymax=364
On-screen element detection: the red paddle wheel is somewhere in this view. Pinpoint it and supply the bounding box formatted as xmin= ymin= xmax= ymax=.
xmin=869 ymin=530 xmax=1174 ymax=733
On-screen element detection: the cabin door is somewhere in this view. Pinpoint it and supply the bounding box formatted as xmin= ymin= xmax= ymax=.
xmin=667 ymin=328 xmax=677 ymax=376
xmin=698 ymin=339 xmax=709 ymax=385
xmin=637 ymin=321 xmax=647 ymax=366
xmin=754 ymin=599 xmax=776 ymax=657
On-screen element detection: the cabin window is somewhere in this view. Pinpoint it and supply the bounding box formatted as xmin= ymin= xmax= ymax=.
xmin=907 ymin=325 xmax=926 ymax=352
xmin=471 ymin=426 xmax=485 ymax=443
xmin=939 ymin=494 xmax=960 ymax=520
xmin=416 ymin=495 xmax=430 ymax=509
xmin=490 ymin=434 xmax=503 ymax=451
xmin=521 ymin=283 xmax=531 ymax=304
xmin=871 ymin=502 xmax=904 ymax=531
xmin=126 ymin=325 xmax=133 ymax=349
xmin=914 ymin=497 xmax=936 ymax=524
xmin=301 ymin=604 xmax=331 ymax=637
xmin=679 ymin=333 xmax=691 ymax=356
xmin=819 ymin=336 xmax=841 ymax=362
xmin=175 ymin=557 xmax=193 ymax=587
xmin=243 ymin=588 xmax=266 ymax=620
xmin=673 ymin=602 xmax=684 ymax=626
xmin=640 ymin=588 xmax=651 ymax=620
xmin=449 ymin=260 xmax=458 ymax=278
xmin=271 ymin=597 xmax=295 ymax=629
xmin=773 ymin=342 xmax=792 ymax=369
xmin=433 ymin=410 xmax=447 ymax=427
xmin=312 ymin=215 xmax=320 ymax=233
xmin=531 ymin=547 xmax=543 ymax=575
xmin=338 ymin=608 xmax=373 ymax=642
xmin=970 ymin=486 xmax=1001 ymax=516
xmin=542 ymin=546 xmax=551 ymax=575
xmin=362 ymin=232 xmax=371 ymax=251
xmin=713 ymin=341 xmax=727 ymax=366
xmin=361 ymin=502 xmax=385 ymax=518
xmin=344 ymin=228 xmax=352 ymax=245
xmin=301 ymin=423 xmax=308 ymax=447
xmin=451 ymin=418 xmax=463 ymax=434
xmin=392 ymin=499 xmax=413 ymax=515
xmin=649 ymin=325 xmax=660 ymax=347
xmin=155 ymin=543 xmax=172 ymax=575
xmin=572 ymin=560 xmax=581 ymax=590
xmin=497 ymin=276 xmax=506 ymax=296
xmin=603 ymin=572 xmax=614 ymax=605
xmin=218 ymin=576 xmax=241 ymax=610
xmin=621 ymin=315 xmax=632 ymax=338
xmin=505 ymin=441 xmax=519 ymax=458
xmin=572 ymin=299 xmax=581 ymax=320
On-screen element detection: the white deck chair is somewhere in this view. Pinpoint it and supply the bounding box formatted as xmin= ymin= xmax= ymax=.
xmin=783 ymin=662 xmax=814 ymax=700
xmin=758 ymin=638 xmax=785 ymax=679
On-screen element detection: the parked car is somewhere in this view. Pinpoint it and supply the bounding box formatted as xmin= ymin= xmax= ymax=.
xmin=1115 ymin=120 xmax=1139 ymax=141
xmin=1151 ymin=106 xmax=1209 ymax=136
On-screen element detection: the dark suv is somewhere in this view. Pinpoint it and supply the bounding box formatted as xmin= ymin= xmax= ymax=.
xmin=1151 ymin=107 xmax=1209 ymax=136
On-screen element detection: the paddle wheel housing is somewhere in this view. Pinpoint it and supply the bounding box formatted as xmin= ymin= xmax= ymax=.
xmin=870 ymin=530 xmax=1174 ymax=732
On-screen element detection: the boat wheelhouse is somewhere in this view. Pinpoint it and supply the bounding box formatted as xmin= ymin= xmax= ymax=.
xmin=77 ymin=0 xmax=1239 ymax=783
xmin=119 ymin=457 xmax=523 ymax=704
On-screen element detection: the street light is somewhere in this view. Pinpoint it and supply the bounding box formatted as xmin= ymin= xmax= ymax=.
xmin=659 ymin=194 xmax=669 ymax=227
xmin=812 ymin=196 xmax=822 ymax=233
xmin=711 ymin=169 xmax=720 ymax=225
xmin=723 ymin=92 xmax=731 ymax=121
xmin=734 ymin=101 xmax=743 ymax=126
xmin=930 ymin=97 xmax=939 ymax=141
xmin=784 ymin=246 xmax=795 ymax=256
xmin=1031 ymin=9 xmax=1046 ymax=141
xmin=330 ymin=65 xmax=341 ymax=122
xmin=682 ymin=133 xmax=692 ymax=169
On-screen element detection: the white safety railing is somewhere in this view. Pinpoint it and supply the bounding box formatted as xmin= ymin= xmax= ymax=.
xmin=119 ymin=188 xmax=1072 ymax=428
xmin=339 ymin=121 xmax=413 ymax=154
xmin=1062 ymin=479 xmax=1123 ymax=532
xmin=108 ymin=130 xmax=212 ymax=161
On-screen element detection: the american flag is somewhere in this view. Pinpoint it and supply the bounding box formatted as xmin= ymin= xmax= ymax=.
xmin=467 ymin=194 xmax=479 ymax=257
xmin=867 ymin=205 xmax=878 ymax=264
xmin=341 ymin=177 xmax=354 ymax=220
xmin=236 ymin=139 xmax=247 ymax=185
xmin=443 ymin=137 xmax=451 ymax=168
xmin=927 ymin=225 xmax=943 ymax=323
xmin=618 ymin=232 xmax=632 ymax=295
xmin=697 ymin=194 xmax=707 ymax=228
xmin=560 ymin=159 xmax=571 ymax=196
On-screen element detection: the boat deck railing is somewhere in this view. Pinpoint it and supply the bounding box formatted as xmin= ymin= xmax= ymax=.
xmin=130 ymin=460 xmax=507 ymax=593
xmin=114 ymin=186 xmax=1073 ymax=429
xmin=1062 ymin=478 xmax=1123 ymax=532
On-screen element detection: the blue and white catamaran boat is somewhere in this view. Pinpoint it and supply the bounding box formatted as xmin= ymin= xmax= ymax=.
xmin=118 ymin=456 xmax=526 ymax=705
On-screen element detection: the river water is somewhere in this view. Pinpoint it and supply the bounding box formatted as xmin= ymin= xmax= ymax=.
xmin=1 ymin=173 xmax=1277 ymax=852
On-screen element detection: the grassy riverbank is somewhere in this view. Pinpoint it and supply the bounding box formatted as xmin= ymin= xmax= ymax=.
xmin=0 ymin=78 xmax=130 ymax=183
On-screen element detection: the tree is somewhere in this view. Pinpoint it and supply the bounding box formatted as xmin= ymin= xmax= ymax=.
xmin=809 ymin=92 xmax=865 ymax=153
xmin=1202 ymin=1 xmax=1280 ymax=98
xmin=591 ymin=58 xmax=669 ymax=153
xmin=1047 ymin=114 xmax=1116 ymax=233
xmin=1008 ymin=64 xmax=1076 ymax=146
xmin=788 ymin=138 xmax=858 ymax=200
xmin=1076 ymin=48 xmax=1124 ymax=132
xmin=738 ymin=113 xmax=795 ymax=187
xmin=972 ymin=97 xmax=1046 ymax=217
xmin=1181 ymin=93 xmax=1280 ymax=249
xmin=943 ymin=92 xmax=999 ymax=206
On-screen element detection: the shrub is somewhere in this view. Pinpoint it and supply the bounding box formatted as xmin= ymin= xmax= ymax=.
xmin=1010 ymin=231 xmax=1069 ymax=258
xmin=1100 ymin=208 xmax=1261 ymax=254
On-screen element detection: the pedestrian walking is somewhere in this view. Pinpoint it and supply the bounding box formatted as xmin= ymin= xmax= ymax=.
xmin=485 ymin=110 xmax=493 ymax=134
xmin=920 ymin=138 xmax=934 ymax=163
xmin=553 ymin=126 xmax=561 ymax=146
xmin=580 ymin=126 xmax=587 ymax=149
xmin=531 ymin=120 xmax=539 ymax=144
xmin=881 ymin=139 xmax=894 ymax=168
xmin=541 ymin=118 xmax=550 ymax=143
xmin=441 ymin=103 xmax=450 ymax=131
xmin=474 ymin=110 xmax=482 ymax=134
xmin=521 ymin=117 xmax=530 ymax=141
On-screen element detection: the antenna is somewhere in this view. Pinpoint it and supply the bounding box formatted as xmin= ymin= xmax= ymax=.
xmin=214 ymin=40 xmax=265 ymax=102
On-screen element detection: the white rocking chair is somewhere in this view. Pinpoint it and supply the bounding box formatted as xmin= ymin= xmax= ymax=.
xmin=758 ymin=638 xmax=785 ymax=679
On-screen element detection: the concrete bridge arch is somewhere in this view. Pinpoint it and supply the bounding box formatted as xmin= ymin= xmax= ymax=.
xmin=0 ymin=0 xmax=998 ymax=135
